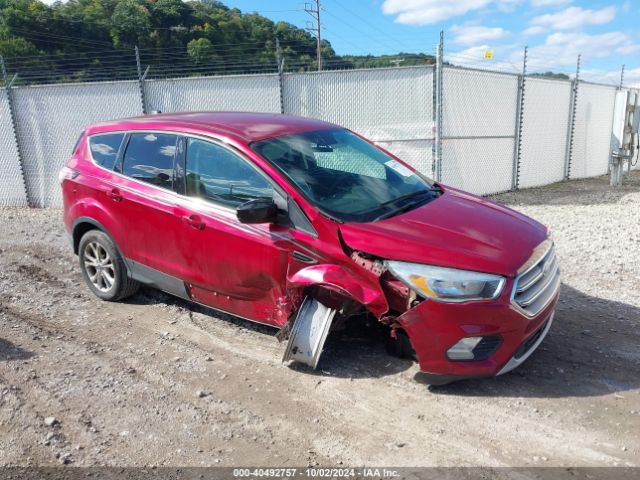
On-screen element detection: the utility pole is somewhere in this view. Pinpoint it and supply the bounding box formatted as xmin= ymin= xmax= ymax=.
xmin=305 ymin=1 xmax=322 ymax=71
xmin=619 ymin=64 xmax=625 ymax=89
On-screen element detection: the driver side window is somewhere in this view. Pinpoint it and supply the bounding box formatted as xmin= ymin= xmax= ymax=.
xmin=185 ymin=138 xmax=273 ymax=208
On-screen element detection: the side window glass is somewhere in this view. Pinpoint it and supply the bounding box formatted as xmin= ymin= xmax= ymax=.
xmin=122 ymin=133 xmax=177 ymax=189
xmin=185 ymin=138 xmax=273 ymax=207
xmin=89 ymin=133 xmax=124 ymax=170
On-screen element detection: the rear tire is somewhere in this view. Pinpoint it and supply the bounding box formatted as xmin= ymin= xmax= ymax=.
xmin=78 ymin=230 xmax=139 ymax=301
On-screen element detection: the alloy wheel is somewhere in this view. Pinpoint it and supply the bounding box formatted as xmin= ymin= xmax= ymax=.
xmin=83 ymin=241 xmax=115 ymax=292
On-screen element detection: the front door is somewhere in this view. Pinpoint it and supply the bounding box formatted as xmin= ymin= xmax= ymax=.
xmin=173 ymin=136 xmax=292 ymax=326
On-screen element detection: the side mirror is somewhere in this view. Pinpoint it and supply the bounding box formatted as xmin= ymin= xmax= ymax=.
xmin=236 ymin=198 xmax=279 ymax=224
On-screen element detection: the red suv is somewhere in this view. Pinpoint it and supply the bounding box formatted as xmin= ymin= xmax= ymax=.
xmin=61 ymin=112 xmax=560 ymax=385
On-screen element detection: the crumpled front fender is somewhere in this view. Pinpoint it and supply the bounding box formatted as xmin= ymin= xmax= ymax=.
xmin=287 ymin=264 xmax=388 ymax=317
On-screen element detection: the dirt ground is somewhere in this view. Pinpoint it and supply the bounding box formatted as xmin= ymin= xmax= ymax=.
xmin=0 ymin=172 xmax=639 ymax=468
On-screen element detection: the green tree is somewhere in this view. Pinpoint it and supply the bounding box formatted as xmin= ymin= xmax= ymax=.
xmin=0 ymin=36 xmax=38 ymax=58
xmin=0 ymin=0 xmax=454 ymax=83
xmin=187 ymin=37 xmax=217 ymax=64
xmin=110 ymin=0 xmax=151 ymax=48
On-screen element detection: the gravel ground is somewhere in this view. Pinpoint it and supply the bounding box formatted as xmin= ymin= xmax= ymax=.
xmin=0 ymin=172 xmax=639 ymax=468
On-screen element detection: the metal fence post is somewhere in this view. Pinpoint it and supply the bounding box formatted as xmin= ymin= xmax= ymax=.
xmin=564 ymin=54 xmax=581 ymax=180
xmin=135 ymin=46 xmax=149 ymax=114
xmin=434 ymin=31 xmax=444 ymax=182
xmin=1 ymin=56 xmax=30 ymax=207
xmin=511 ymin=46 xmax=528 ymax=190
xmin=276 ymin=38 xmax=285 ymax=114
xmin=431 ymin=62 xmax=437 ymax=179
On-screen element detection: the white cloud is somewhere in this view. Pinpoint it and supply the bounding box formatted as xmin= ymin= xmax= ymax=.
xmin=530 ymin=0 xmax=572 ymax=7
xmin=522 ymin=26 xmax=546 ymax=36
xmin=523 ymin=31 xmax=631 ymax=69
xmin=622 ymin=67 xmax=640 ymax=85
xmin=530 ymin=6 xmax=616 ymax=30
xmin=446 ymin=44 xmax=523 ymax=72
xmin=445 ymin=44 xmax=492 ymax=67
xmin=381 ymin=0 xmax=493 ymax=25
xmin=617 ymin=44 xmax=640 ymax=55
xmin=450 ymin=24 xmax=509 ymax=45
xmin=495 ymin=0 xmax=522 ymax=12
xmin=578 ymin=67 xmax=627 ymax=84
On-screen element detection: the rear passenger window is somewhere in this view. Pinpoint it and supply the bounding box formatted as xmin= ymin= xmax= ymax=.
xmin=122 ymin=133 xmax=177 ymax=189
xmin=89 ymin=133 xmax=124 ymax=170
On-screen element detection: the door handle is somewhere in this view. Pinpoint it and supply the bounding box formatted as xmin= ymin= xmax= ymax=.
xmin=182 ymin=214 xmax=205 ymax=230
xmin=108 ymin=188 xmax=123 ymax=202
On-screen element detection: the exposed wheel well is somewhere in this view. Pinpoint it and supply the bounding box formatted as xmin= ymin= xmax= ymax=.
xmin=72 ymin=220 xmax=104 ymax=254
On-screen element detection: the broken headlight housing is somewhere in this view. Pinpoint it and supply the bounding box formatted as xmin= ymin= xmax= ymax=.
xmin=385 ymin=261 xmax=505 ymax=302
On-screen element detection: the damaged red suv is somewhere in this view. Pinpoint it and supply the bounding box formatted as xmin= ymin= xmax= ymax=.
xmin=61 ymin=112 xmax=560 ymax=385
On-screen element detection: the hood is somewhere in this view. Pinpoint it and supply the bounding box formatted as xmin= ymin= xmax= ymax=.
xmin=339 ymin=186 xmax=548 ymax=277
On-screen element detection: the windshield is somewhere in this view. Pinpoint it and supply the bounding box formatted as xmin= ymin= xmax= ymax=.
xmin=251 ymin=129 xmax=439 ymax=222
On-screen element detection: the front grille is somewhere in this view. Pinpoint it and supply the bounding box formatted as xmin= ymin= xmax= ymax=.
xmin=514 ymin=319 xmax=548 ymax=359
xmin=512 ymin=243 xmax=560 ymax=317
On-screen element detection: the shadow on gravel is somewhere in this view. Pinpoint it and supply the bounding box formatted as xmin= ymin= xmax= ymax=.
xmin=290 ymin=319 xmax=414 ymax=379
xmin=128 ymin=287 xmax=412 ymax=379
xmin=0 ymin=338 xmax=33 ymax=362
xmin=124 ymin=287 xmax=277 ymax=337
xmin=489 ymin=171 xmax=640 ymax=206
xmin=123 ymin=282 xmax=640 ymax=393
xmin=427 ymin=284 xmax=640 ymax=398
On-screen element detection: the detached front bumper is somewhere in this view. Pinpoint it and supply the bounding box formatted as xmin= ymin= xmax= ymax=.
xmin=396 ymin=277 xmax=559 ymax=385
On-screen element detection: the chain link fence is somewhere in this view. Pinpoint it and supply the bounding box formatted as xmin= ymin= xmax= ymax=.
xmin=283 ymin=66 xmax=434 ymax=174
xmin=0 ymin=63 xmax=629 ymax=208
xmin=518 ymin=77 xmax=572 ymax=189
xmin=145 ymin=73 xmax=281 ymax=114
xmin=570 ymin=83 xmax=618 ymax=179
xmin=11 ymin=81 xmax=142 ymax=207
xmin=440 ymin=67 xmax=519 ymax=195
xmin=0 ymin=92 xmax=26 ymax=207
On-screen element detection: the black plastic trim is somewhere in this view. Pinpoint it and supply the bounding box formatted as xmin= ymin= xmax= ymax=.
xmin=126 ymin=259 xmax=190 ymax=300
xmin=415 ymin=371 xmax=492 ymax=386
xmin=71 ymin=217 xmax=113 ymax=254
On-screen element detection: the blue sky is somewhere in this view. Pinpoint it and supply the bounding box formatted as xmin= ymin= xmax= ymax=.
xmin=229 ymin=0 xmax=640 ymax=84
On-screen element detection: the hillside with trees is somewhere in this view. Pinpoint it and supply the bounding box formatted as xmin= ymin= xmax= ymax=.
xmin=0 ymin=0 xmax=435 ymax=84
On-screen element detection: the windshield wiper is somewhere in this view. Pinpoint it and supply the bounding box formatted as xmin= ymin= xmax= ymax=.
xmin=378 ymin=188 xmax=438 ymax=208
xmin=374 ymin=188 xmax=440 ymax=221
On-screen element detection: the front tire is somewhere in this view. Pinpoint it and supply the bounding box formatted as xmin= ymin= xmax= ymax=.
xmin=78 ymin=230 xmax=139 ymax=301
xmin=386 ymin=328 xmax=416 ymax=360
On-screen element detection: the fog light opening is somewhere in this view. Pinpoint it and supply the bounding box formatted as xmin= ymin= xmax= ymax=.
xmin=447 ymin=335 xmax=502 ymax=361
xmin=446 ymin=337 xmax=482 ymax=361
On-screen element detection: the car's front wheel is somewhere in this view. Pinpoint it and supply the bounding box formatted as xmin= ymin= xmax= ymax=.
xmin=78 ymin=230 xmax=139 ymax=301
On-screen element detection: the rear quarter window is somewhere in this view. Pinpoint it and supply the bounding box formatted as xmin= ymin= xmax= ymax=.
xmin=89 ymin=133 xmax=125 ymax=170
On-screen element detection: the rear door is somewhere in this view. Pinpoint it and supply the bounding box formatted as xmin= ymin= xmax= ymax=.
xmin=112 ymin=131 xmax=184 ymax=280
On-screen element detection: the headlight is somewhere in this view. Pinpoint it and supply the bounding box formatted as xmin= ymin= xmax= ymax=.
xmin=385 ymin=261 xmax=505 ymax=302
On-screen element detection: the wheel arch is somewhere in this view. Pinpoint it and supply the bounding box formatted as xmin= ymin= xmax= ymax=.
xmin=287 ymin=263 xmax=389 ymax=318
xmin=72 ymin=217 xmax=119 ymax=256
